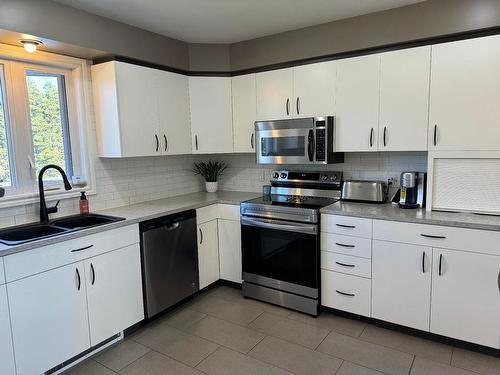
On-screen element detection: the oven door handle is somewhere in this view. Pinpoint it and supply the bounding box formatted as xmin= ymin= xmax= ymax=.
xmin=241 ymin=217 xmax=317 ymax=235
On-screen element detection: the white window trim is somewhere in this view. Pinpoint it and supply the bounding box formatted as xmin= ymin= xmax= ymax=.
xmin=0 ymin=43 xmax=96 ymax=209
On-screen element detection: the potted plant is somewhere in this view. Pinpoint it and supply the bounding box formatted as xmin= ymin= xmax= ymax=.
xmin=193 ymin=160 xmax=228 ymax=193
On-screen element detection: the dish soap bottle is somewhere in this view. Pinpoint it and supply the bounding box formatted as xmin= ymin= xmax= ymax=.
xmin=79 ymin=192 xmax=89 ymax=214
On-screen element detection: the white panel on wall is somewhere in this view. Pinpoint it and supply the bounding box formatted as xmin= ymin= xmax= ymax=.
xmin=432 ymin=158 xmax=500 ymax=213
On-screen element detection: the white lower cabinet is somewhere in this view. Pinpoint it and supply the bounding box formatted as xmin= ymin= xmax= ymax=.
xmin=372 ymin=241 xmax=432 ymax=331
xmin=218 ymin=219 xmax=242 ymax=283
xmin=197 ymin=220 xmax=220 ymax=289
xmin=84 ymin=244 xmax=144 ymax=346
xmin=0 ymin=285 xmax=15 ymax=375
xmin=431 ymin=249 xmax=500 ymax=348
xmin=8 ymin=262 xmax=91 ymax=375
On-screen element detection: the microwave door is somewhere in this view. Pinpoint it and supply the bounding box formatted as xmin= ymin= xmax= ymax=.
xmin=256 ymin=128 xmax=311 ymax=164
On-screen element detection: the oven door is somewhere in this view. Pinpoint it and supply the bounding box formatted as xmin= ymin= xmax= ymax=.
xmin=256 ymin=127 xmax=315 ymax=164
xmin=241 ymin=216 xmax=319 ymax=296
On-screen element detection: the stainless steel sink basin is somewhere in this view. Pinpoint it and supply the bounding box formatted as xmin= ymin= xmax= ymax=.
xmin=51 ymin=213 xmax=124 ymax=230
xmin=0 ymin=223 xmax=69 ymax=246
xmin=0 ymin=214 xmax=125 ymax=246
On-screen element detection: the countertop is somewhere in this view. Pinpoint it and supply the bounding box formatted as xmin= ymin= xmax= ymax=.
xmin=0 ymin=191 xmax=260 ymax=257
xmin=321 ymin=201 xmax=500 ymax=232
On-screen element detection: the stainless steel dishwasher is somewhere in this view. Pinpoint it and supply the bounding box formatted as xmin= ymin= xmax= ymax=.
xmin=140 ymin=210 xmax=199 ymax=318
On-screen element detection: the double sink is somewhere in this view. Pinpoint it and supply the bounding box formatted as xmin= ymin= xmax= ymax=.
xmin=0 ymin=214 xmax=125 ymax=246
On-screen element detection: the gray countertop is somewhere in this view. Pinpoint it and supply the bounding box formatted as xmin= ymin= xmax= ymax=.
xmin=0 ymin=191 xmax=260 ymax=257
xmin=321 ymin=201 xmax=500 ymax=232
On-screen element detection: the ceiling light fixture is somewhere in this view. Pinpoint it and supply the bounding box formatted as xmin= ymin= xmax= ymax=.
xmin=20 ymin=39 xmax=43 ymax=53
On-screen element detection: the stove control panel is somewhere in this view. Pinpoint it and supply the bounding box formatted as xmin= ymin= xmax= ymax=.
xmin=271 ymin=170 xmax=342 ymax=184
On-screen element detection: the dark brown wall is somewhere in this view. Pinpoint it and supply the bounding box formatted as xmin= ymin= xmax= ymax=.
xmin=0 ymin=0 xmax=189 ymax=69
xmin=189 ymin=43 xmax=230 ymax=71
xmin=230 ymin=0 xmax=500 ymax=71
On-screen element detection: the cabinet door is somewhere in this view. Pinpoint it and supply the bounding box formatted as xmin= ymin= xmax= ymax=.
xmin=431 ymin=249 xmax=500 ymax=348
xmin=198 ymin=220 xmax=219 ymax=289
xmin=256 ymin=68 xmax=293 ymax=120
xmin=189 ymin=77 xmax=233 ymax=153
xmin=372 ymin=241 xmax=432 ymax=331
xmin=293 ymin=61 xmax=336 ymax=117
xmin=218 ymin=219 xmax=242 ymax=283
xmin=8 ymin=262 xmax=90 ymax=375
xmin=85 ymin=244 xmax=144 ymax=346
xmin=429 ymin=35 xmax=500 ymax=151
xmin=157 ymin=70 xmax=192 ymax=155
xmin=336 ymin=55 xmax=380 ymax=152
xmin=232 ymin=74 xmax=257 ymax=153
xmin=115 ymin=62 xmax=161 ymax=157
xmin=379 ymin=47 xmax=430 ymax=151
xmin=0 ymin=285 xmax=15 ymax=375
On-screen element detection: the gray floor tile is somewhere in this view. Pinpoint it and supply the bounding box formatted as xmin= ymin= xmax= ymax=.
xmin=197 ymin=347 xmax=293 ymax=375
xmin=451 ymin=348 xmax=500 ymax=375
xmin=188 ymin=294 xmax=264 ymax=326
xmin=287 ymin=310 xmax=366 ymax=337
xmin=317 ymin=331 xmax=414 ymax=375
xmin=64 ymin=359 xmax=116 ymax=375
xmin=187 ymin=315 xmax=265 ymax=353
xmin=410 ymin=357 xmax=478 ymax=375
xmin=336 ymin=361 xmax=386 ymax=375
xmin=119 ymin=351 xmax=204 ymax=375
xmin=204 ymin=286 xmax=243 ymax=301
xmin=93 ymin=340 xmax=150 ymax=372
xmin=248 ymin=312 xmax=330 ymax=349
xmin=248 ymin=335 xmax=342 ymax=375
xmin=159 ymin=306 xmax=207 ymax=331
xmin=360 ymin=325 xmax=453 ymax=364
xmin=132 ymin=323 xmax=218 ymax=366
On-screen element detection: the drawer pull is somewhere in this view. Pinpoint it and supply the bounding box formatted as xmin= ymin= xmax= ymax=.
xmin=336 ymin=290 xmax=355 ymax=297
xmin=336 ymin=224 xmax=356 ymax=229
xmin=335 ymin=261 xmax=355 ymax=268
xmin=335 ymin=242 xmax=355 ymax=248
xmin=71 ymin=245 xmax=93 ymax=253
xmin=420 ymin=234 xmax=446 ymax=239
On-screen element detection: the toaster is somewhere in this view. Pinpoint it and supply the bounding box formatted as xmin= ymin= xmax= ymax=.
xmin=341 ymin=180 xmax=388 ymax=203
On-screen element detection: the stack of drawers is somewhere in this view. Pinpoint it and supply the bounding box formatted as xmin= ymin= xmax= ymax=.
xmin=320 ymin=215 xmax=372 ymax=317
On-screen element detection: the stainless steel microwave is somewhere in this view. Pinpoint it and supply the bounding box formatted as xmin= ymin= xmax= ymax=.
xmin=255 ymin=116 xmax=344 ymax=165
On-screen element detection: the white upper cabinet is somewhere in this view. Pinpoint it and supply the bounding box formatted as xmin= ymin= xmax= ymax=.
xmin=232 ymin=74 xmax=257 ymax=153
xmin=336 ymin=54 xmax=381 ymax=152
xmin=431 ymin=249 xmax=500 ymax=349
xmin=372 ymin=241 xmax=432 ymax=331
xmin=429 ymin=34 xmax=500 ymax=151
xmin=256 ymin=68 xmax=294 ymax=120
xmin=293 ymin=61 xmax=336 ymax=117
xmin=156 ymin=70 xmax=192 ymax=155
xmin=92 ymin=61 xmax=192 ymax=157
xmin=189 ymin=76 xmax=234 ymax=153
xmin=379 ymin=47 xmax=430 ymax=151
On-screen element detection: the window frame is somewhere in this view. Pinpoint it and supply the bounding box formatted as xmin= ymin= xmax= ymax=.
xmin=0 ymin=63 xmax=16 ymax=193
xmin=0 ymin=43 xmax=95 ymax=208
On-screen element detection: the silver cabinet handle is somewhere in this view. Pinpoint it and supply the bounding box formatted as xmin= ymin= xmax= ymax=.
xmin=90 ymin=263 xmax=95 ymax=286
xmin=199 ymin=228 xmax=203 ymax=244
xmin=336 ymin=290 xmax=355 ymax=297
xmin=241 ymin=216 xmax=317 ymax=235
xmin=296 ymin=97 xmax=300 ymax=115
xmin=71 ymin=244 xmax=93 ymax=253
xmin=75 ymin=267 xmax=81 ymax=291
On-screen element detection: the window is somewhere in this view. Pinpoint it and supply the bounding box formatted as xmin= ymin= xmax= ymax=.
xmin=0 ymin=45 xmax=92 ymax=206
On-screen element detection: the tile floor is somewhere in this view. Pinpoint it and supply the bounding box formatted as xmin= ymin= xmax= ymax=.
xmin=65 ymin=286 xmax=500 ymax=375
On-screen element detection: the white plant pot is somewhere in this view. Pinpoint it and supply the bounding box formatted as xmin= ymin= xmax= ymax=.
xmin=205 ymin=181 xmax=218 ymax=193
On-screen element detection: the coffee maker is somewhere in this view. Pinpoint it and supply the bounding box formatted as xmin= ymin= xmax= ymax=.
xmin=393 ymin=172 xmax=426 ymax=209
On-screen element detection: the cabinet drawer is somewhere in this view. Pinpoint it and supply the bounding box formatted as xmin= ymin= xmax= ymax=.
xmin=0 ymin=258 xmax=4 ymax=285
xmin=321 ymin=252 xmax=371 ymax=278
xmin=321 ymin=233 xmax=371 ymax=258
xmin=322 ymin=215 xmax=372 ymax=238
xmin=4 ymin=224 xmax=139 ymax=283
xmin=196 ymin=204 xmax=219 ymax=224
xmin=218 ymin=204 xmax=240 ymax=221
xmin=321 ymin=270 xmax=371 ymax=317
xmin=373 ymin=220 xmax=500 ymax=256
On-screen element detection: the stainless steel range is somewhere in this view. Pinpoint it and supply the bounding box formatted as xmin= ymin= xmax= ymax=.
xmin=240 ymin=170 xmax=342 ymax=316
